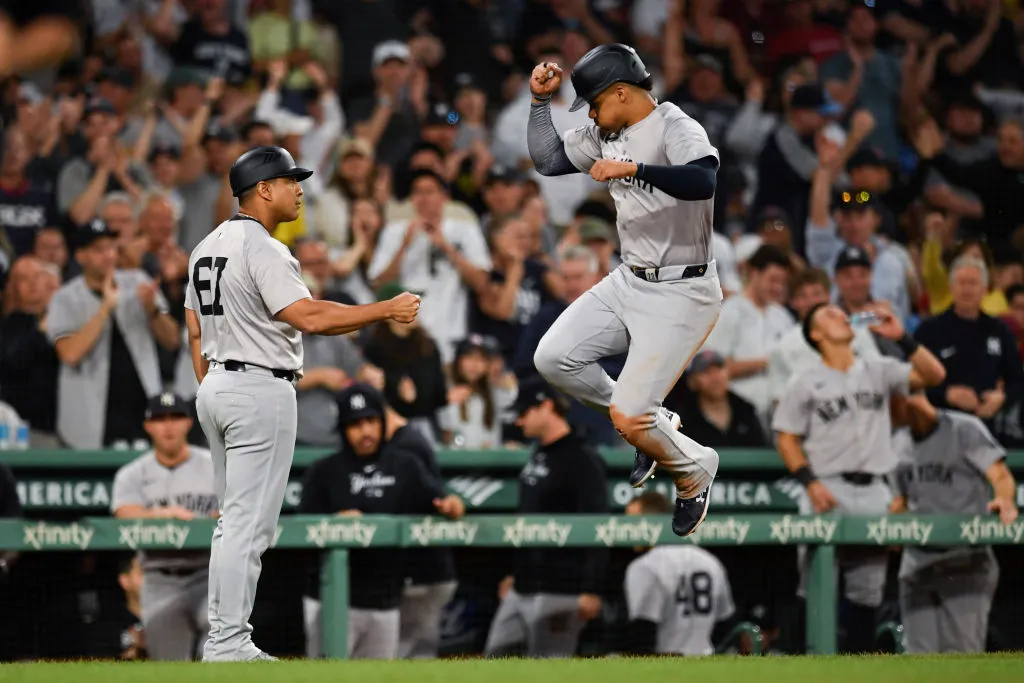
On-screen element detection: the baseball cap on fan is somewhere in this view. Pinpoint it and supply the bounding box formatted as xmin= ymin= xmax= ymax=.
xmin=372 ymin=40 xmax=411 ymax=68
xmin=513 ymin=376 xmax=568 ymax=416
xmin=145 ymin=392 xmax=190 ymax=420
xmin=790 ymin=84 xmax=842 ymax=116
xmin=335 ymin=383 xmax=386 ymax=425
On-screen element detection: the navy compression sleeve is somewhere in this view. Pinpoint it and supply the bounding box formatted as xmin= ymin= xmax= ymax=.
xmin=635 ymin=156 xmax=718 ymax=201
xmin=528 ymin=101 xmax=578 ymax=176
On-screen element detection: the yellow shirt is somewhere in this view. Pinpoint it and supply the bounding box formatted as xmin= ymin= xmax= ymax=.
xmin=272 ymin=203 xmax=307 ymax=248
xmin=921 ymin=238 xmax=1008 ymax=316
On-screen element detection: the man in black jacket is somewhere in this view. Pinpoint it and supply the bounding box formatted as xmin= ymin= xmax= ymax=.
xmin=298 ymin=383 xmax=465 ymax=660
xmin=483 ymin=376 xmax=609 ymax=658
xmin=914 ymin=255 xmax=1023 ymax=435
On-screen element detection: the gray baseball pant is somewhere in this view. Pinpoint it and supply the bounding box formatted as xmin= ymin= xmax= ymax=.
xmin=349 ymin=608 xmax=401 ymax=659
xmin=533 ymin=264 xmax=722 ymax=497
xmin=484 ymin=589 xmax=585 ymax=658
xmin=900 ymin=552 xmax=998 ymax=654
xmin=797 ymin=476 xmax=892 ymax=607
xmin=399 ymin=580 xmax=458 ymax=658
xmin=195 ymin=363 xmax=297 ymax=662
xmin=141 ymin=568 xmax=210 ymax=661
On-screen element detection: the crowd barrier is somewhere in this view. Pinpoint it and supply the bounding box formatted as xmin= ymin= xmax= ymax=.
xmin=6 ymin=449 xmax=1024 ymax=513
xmin=0 ymin=512 xmax=1019 ymax=657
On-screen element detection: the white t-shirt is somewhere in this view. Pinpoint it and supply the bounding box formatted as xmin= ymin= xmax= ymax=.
xmin=368 ymin=217 xmax=491 ymax=363
xmin=712 ymin=232 xmax=742 ymax=295
xmin=767 ymin=324 xmax=880 ymax=402
xmin=704 ymin=292 xmax=795 ymax=416
xmin=625 ymin=546 xmax=735 ymax=656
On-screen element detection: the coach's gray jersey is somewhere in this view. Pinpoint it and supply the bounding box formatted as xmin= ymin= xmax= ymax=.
xmin=624 ymin=546 xmax=734 ymax=656
xmin=185 ymin=217 xmax=311 ymax=373
xmin=111 ymin=448 xmax=218 ymax=570
xmin=562 ymin=102 xmax=718 ymax=268
xmin=895 ymin=411 xmax=1005 ymax=577
xmin=772 ymin=357 xmax=910 ymax=476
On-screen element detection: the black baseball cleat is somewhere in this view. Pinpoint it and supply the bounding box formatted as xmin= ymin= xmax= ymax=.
xmin=629 ymin=408 xmax=681 ymax=488
xmin=672 ymin=483 xmax=713 ymax=537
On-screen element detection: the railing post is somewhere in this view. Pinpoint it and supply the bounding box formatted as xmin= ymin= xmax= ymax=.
xmin=805 ymin=544 xmax=837 ymax=655
xmin=320 ymin=548 xmax=349 ymax=659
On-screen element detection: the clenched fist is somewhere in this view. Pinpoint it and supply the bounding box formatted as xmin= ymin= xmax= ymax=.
xmin=387 ymin=291 xmax=421 ymax=323
xmin=530 ymin=62 xmax=563 ymax=99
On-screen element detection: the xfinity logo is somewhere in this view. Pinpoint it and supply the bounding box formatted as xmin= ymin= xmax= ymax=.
xmin=959 ymin=515 xmax=1024 ymax=544
xmin=687 ymin=518 xmax=750 ymax=545
xmin=866 ymin=517 xmax=933 ymax=546
xmin=23 ymin=522 xmax=94 ymax=550
xmin=594 ymin=517 xmax=663 ymax=547
xmin=769 ymin=515 xmax=837 ymax=544
xmin=305 ymin=519 xmax=377 ymax=548
xmin=118 ymin=521 xmax=191 ymax=550
xmin=409 ymin=517 xmax=479 ymax=546
xmin=502 ymin=518 xmax=571 ymax=547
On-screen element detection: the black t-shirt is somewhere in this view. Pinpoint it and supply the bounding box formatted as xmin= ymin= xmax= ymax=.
xmin=298 ymin=446 xmax=446 ymax=608
xmin=170 ymin=19 xmax=252 ymax=85
xmin=938 ymin=15 xmax=1024 ymax=91
xmin=469 ymin=259 xmax=554 ymax=364
xmin=98 ymin=296 xmax=150 ymax=447
xmin=390 ymin=423 xmax=456 ymax=584
xmin=0 ymin=311 xmax=59 ymax=432
xmin=680 ymin=392 xmax=769 ymax=449
xmin=0 ymin=180 xmax=55 ymax=257
xmin=669 ymin=92 xmax=738 ymax=152
xmin=514 ymin=431 xmax=609 ymax=595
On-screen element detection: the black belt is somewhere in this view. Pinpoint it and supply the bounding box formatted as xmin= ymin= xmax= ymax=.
xmin=155 ymin=566 xmax=205 ymax=578
xmin=840 ymin=472 xmax=878 ymax=486
xmin=629 ymin=263 xmax=709 ymax=281
xmin=224 ymin=360 xmax=296 ymax=382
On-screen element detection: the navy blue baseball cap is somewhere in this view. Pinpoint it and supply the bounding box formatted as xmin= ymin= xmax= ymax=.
xmin=145 ymin=392 xmax=190 ymax=420
xmin=336 ymin=383 xmax=386 ymax=425
xmin=75 ymin=218 xmax=117 ymax=248
xmin=513 ymin=376 xmax=569 ymax=416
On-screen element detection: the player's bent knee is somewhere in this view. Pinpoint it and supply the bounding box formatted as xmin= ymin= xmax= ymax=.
xmin=609 ymin=405 xmax=656 ymax=445
xmin=533 ymin=340 xmax=566 ymax=381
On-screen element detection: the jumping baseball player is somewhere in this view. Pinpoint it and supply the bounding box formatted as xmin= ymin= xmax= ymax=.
xmin=892 ymin=393 xmax=1018 ymax=653
xmin=184 ymin=146 xmax=421 ymax=662
xmin=111 ymin=393 xmax=218 ymax=661
xmin=527 ymin=44 xmax=722 ymax=537
xmin=773 ymin=303 xmax=946 ymax=652
xmin=622 ymin=491 xmax=736 ymax=656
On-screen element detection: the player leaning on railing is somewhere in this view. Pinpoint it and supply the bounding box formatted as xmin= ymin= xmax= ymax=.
xmin=891 ymin=393 xmax=1018 ymax=654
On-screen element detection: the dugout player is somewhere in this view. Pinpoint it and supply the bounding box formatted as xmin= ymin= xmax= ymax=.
xmin=111 ymin=393 xmax=218 ymax=661
xmin=623 ymin=491 xmax=736 ymax=656
xmin=527 ymin=44 xmax=721 ymax=537
xmin=483 ymin=377 xmax=609 ymax=658
xmin=773 ymin=303 xmax=946 ymax=652
xmin=298 ymin=383 xmax=465 ymax=659
xmin=892 ymin=393 xmax=1018 ymax=653
xmin=184 ymin=146 xmax=421 ymax=662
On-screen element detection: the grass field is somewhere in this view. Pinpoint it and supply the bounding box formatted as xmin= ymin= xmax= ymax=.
xmin=5 ymin=655 xmax=1024 ymax=683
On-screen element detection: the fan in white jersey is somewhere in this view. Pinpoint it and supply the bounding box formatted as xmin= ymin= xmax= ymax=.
xmin=622 ymin=492 xmax=735 ymax=656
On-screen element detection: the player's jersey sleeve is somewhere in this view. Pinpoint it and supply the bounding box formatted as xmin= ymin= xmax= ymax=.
xmin=624 ymin=559 xmax=665 ymax=623
xmin=873 ymin=356 xmax=912 ymax=396
xmin=111 ymin=460 xmax=145 ymax=512
xmin=561 ymin=125 xmax=602 ymax=173
xmin=771 ymin=375 xmax=813 ymax=436
xmin=247 ymin=236 xmax=311 ymax=316
xmin=44 ymin=286 xmax=79 ymax=343
xmin=367 ymin=221 xmax=408 ymax=281
xmin=711 ymin=558 xmax=736 ymax=622
xmin=663 ymin=110 xmax=720 ymax=166
xmin=955 ymin=414 xmax=1006 ymax=475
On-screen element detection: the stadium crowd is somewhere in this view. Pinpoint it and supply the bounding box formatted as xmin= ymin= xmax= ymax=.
xmin=0 ymin=0 xmax=1022 ymax=663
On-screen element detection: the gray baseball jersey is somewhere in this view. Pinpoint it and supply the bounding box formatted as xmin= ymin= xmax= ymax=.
xmin=895 ymin=410 xmax=1005 ymax=578
xmin=111 ymin=447 xmax=217 ymax=570
xmin=772 ymin=357 xmax=911 ymax=476
xmin=185 ymin=216 xmax=311 ymax=373
xmin=562 ymin=102 xmax=718 ymax=267
xmin=46 ymin=270 xmax=169 ymax=448
xmin=624 ymin=546 xmax=734 ymax=656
